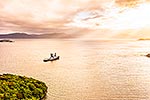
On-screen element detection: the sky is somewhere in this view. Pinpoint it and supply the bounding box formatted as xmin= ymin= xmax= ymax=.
xmin=0 ymin=0 xmax=150 ymax=39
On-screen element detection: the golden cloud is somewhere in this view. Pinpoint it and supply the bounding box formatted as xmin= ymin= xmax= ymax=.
xmin=115 ymin=0 xmax=147 ymax=7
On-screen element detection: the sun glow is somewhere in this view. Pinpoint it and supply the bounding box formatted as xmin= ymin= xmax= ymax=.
xmin=69 ymin=2 xmax=150 ymax=31
xmin=108 ymin=3 xmax=150 ymax=30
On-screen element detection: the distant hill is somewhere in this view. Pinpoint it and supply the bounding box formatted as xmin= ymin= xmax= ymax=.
xmin=138 ymin=38 xmax=150 ymax=41
xmin=113 ymin=28 xmax=150 ymax=39
xmin=0 ymin=33 xmax=75 ymax=39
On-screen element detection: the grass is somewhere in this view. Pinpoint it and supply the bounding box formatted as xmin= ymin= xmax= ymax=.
xmin=0 ymin=74 xmax=48 ymax=100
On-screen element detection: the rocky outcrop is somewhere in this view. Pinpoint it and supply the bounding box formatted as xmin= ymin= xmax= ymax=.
xmin=146 ymin=54 xmax=150 ymax=57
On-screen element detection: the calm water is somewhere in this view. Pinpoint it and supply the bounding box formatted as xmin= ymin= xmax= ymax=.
xmin=1 ymin=39 xmax=150 ymax=100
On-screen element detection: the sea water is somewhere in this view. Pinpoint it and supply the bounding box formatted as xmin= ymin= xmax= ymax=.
xmin=0 ymin=39 xmax=150 ymax=100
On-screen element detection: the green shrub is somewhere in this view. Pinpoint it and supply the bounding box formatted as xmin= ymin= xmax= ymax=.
xmin=0 ymin=74 xmax=48 ymax=100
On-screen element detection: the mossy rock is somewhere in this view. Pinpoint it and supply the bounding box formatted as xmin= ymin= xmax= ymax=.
xmin=146 ymin=54 xmax=150 ymax=57
xmin=0 ymin=74 xmax=48 ymax=100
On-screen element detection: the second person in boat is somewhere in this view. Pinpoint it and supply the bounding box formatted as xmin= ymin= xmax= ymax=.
xmin=50 ymin=53 xmax=54 ymax=59
xmin=54 ymin=53 xmax=56 ymax=57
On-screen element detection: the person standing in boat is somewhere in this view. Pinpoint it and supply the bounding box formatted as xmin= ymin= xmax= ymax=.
xmin=50 ymin=53 xmax=54 ymax=59
xmin=54 ymin=53 xmax=56 ymax=57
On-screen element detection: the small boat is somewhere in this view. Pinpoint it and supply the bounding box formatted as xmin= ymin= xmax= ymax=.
xmin=43 ymin=56 xmax=60 ymax=62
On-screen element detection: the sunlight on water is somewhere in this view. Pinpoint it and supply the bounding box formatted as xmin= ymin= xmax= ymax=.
xmin=1 ymin=39 xmax=150 ymax=100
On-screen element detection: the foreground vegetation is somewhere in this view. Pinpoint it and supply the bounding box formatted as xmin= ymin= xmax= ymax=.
xmin=0 ymin=74 xmax=47 ymax=100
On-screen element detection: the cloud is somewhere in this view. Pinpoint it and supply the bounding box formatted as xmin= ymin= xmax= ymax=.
xmin=0 ymin=0 xmax=150 ymax=39
xmin=115 ymin=0 xmax=140 ymax=7
xmin=0 ymin=0 xmax=111 ymax=37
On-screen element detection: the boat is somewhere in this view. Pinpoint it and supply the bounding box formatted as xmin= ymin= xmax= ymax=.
xmin=43 ymin=56 xmax=60 ymax=62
